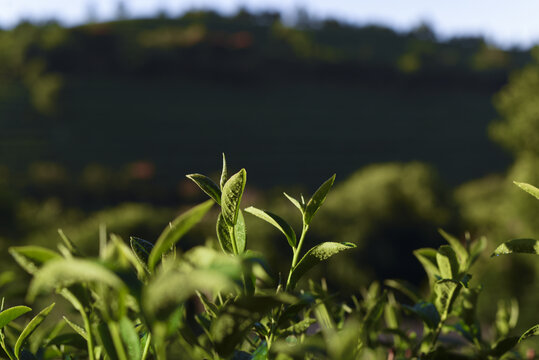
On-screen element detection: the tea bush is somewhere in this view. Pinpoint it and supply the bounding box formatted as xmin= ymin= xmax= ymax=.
xmin=0 ymin=156 xmax=537 ymax=359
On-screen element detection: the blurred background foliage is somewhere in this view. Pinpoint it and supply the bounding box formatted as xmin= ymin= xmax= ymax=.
xmin=0 ymin=6 xmax=538 ymax=345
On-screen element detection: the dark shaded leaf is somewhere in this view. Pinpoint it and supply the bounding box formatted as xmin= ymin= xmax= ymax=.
xmin=403 ymin=301 xmax=440 ymax=329
xmin=14 ymin=303 xmax=55 ymax=359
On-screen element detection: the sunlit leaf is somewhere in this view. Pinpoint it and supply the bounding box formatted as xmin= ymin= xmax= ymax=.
xmin=519 ymin=324 xmax=539 ymax=342
xmin=491 ymin=238 xmax=539 ymax=257
xmin=384 ymin=279 xmax=420 ymax=303
xmin=148 ymin=200 xmax=214 ymax=271
xmin=0 ymin=306 xmax=32 ymax=329
xmin=216 ymin=210 xmax=246 ymax=254
xmin=221 ymin=169 xmax=247 ymax=226
xmin=436 ymin=245 xmax=459 ymax=279
xmin=27 ymin=259 xmax=125 ymax=301
xmin=438 ymin=229 xmax=468 ymax=272
xmin=434 ymin=279 xmax=462 ymax=321
xmin=288 ymin=242 xmax=356 ymax=290
xmin=119 ymin=317 xmax=141 ymax=360
xmin=62 ymin=316 xmax=87 ymax=340
xmin=14 ymin=303 xmax=55 ymax=359
xmin=245 ymin=206 xmax=296 ymax=248
xmin=283 ymin=193 xmax=303 ymax=213
xmin=304 ymin=174 xmax=335 ymax=225
xmin=220 ymin=153 xmax=228 ymax=190
xmin=186 ymin=173 xmax=221 ymax=205
xmin=9 ymin=246 xmax=61 ymax=275
xmin=413 ymin=248 xmax=440 ymax=285
xmin=513 ymin=181 xmax=539 ymax=200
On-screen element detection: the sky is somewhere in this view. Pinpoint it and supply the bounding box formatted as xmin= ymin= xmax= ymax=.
xmin=1 ymin=0 xmax=539 ymax=48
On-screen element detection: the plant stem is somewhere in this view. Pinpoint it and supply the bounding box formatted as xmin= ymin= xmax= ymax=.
xmin=81 ymin=311 xmax=96 ymax=360
xmin=108 ymin=321 xmax=128 ymax=360
xmin=285 ymin=223 xmax=309 ymax=291
xmin=429 ymin=320 xmax=444 ymax=352
xmin=141 ymin=333 xmax=152 ymax=360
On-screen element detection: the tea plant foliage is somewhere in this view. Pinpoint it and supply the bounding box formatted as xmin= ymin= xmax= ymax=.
xmin=1 ymin=158 xmax=537 ymax=359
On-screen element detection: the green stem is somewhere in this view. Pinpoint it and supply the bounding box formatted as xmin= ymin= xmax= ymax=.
xmin=268 ymin=223 xmax=310 ymax=349
xmin=141 ymin=333 xmax=152 ymax=360
xmin=81 ymin=311 xmax=96 ymax=360
xmin=108 ymin=321 xmax=128 ymax=360
xmin=285 ymin=223 xmax=309 ymax=291
xmin=429 ymin=320 xmax=444 ymax=352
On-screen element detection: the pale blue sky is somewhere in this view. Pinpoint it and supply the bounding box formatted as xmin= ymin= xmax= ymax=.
xmin=1 ymin=0 xmax=538 ymax=48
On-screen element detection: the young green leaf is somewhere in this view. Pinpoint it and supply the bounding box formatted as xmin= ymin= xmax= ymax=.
xmin=402 ymin=301 xmax=440 ymax=329
xmin=221 ymin=169 xmax=247 ymax=226
xmin=283 ymin=192 xmax=303 ymax=213
xmin=434 ymin=279 xmax=462 ymax=321
xmin=304 ymin=174 xmax=336 ymax=225
xmin=413 ymin=248 xmax=440 ymax=285
xmin=119 ymin=317 xmax=141 ymax=360
xmin=468 ymin=236 xmax=486 ymax=266
xmin=216 ymin=211 xmax=246 ymax=254
xmin=436 ymin=245 xmax=459 ymax=279
xmin=129 ymin=237 xmax=153 ymax=269
xmin=63 ymin=316 xmax=87 ymax=340
xmin=438 ymin=229 xmax=468 ymax=272
xmin=0 ymin=306 xmax=32 ymax=329
xmin=383 ymin=279 xmax=420 ymax=303
xmin=9 ymin=246 xmax=61 ymax=275
xmin=148 ymin=199 xmax=214 ymax=272
xmin=186 ymin=173 xmax=221 ymax=205
xmin=14 ymin=303 xmax=55 ymax=359
xmin=513 ymin=181 xmax=539 ymax=200
xmin=220 ymin=153 xmax=228 ymax=190
xmin=288 ymin=242 xmax=356 ymax=290
xmin=57 ymin=229 xmax=81 ymax=256
xmin=245 ymin=206 xmax=296 ymax=248
xmin=519 ymin=324 xmax=539 ymax=342
xmin=27 ymin=259 xmax=125 ymax=302
xmin=491 ymin=238 xmax=539 ymax=257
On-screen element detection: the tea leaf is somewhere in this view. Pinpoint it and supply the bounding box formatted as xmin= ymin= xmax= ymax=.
xmin=245 ymin=206 xmax=296 ymax=248
xmin=9 ymin=246 xmax=61 ymax=275
xmin=0 ymin=306 xmax=32 ymax=329
xmin=491 ymin=238 xmax=539 ymax=256
xmin=513 ymin=181 xmax=539 ymax=199
xmin=27 ymin=259 xmax=125 ymax=301
xmin=221 ymin=169 xmax=247 ymax=226
xmin=519 ymin=324 xmax=539 ymax=342
xmin=220 ymin=153 xmax=228 ymax=190
xmin=488 ymin=337 xmax=519 ymax=357
xmin=14 ymin=303 xmax=55 ymax=359
xmin=148 ymin=199 xmax=214 ymax=271
xmin=434 ymin=279 xmax=462 ymax=321
xmin=304 ymin=174 xmax=335 ymax=225
xmin=288 ymin=242 xmax=356 ymax=290
xmin=129 ymin=237 xmax=153 ymax=269
xmin=283 ymin=318 xmax=316 ymax=335
xmin=119 ymin=317 xmax=141 ymax=360
xmin=216 ymin=210 xmax=246 ymax=254
xmin=186 ymin=173 xmax=221 ymax=205
xmin=57 ymin=229 xmax=81 ymax=256
xmin=62 ymin=316 xmax=87 ymax=340
xmin=403 ymin=301 xmax=440 ymax=329
xmin=436 ymin=245 xmax=459 ymax=279
xmin=469 ymin=236 xmax=486 ymax=266
xmin=283 ymin=193 xmax=303 ymax=213
xmin=438 ymin=229 xmax=468 ymax=272
xmin=413 ymin=248 xmax=440 ymax=285
xmin=384 ymin=279 xmax=420 ymax=303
